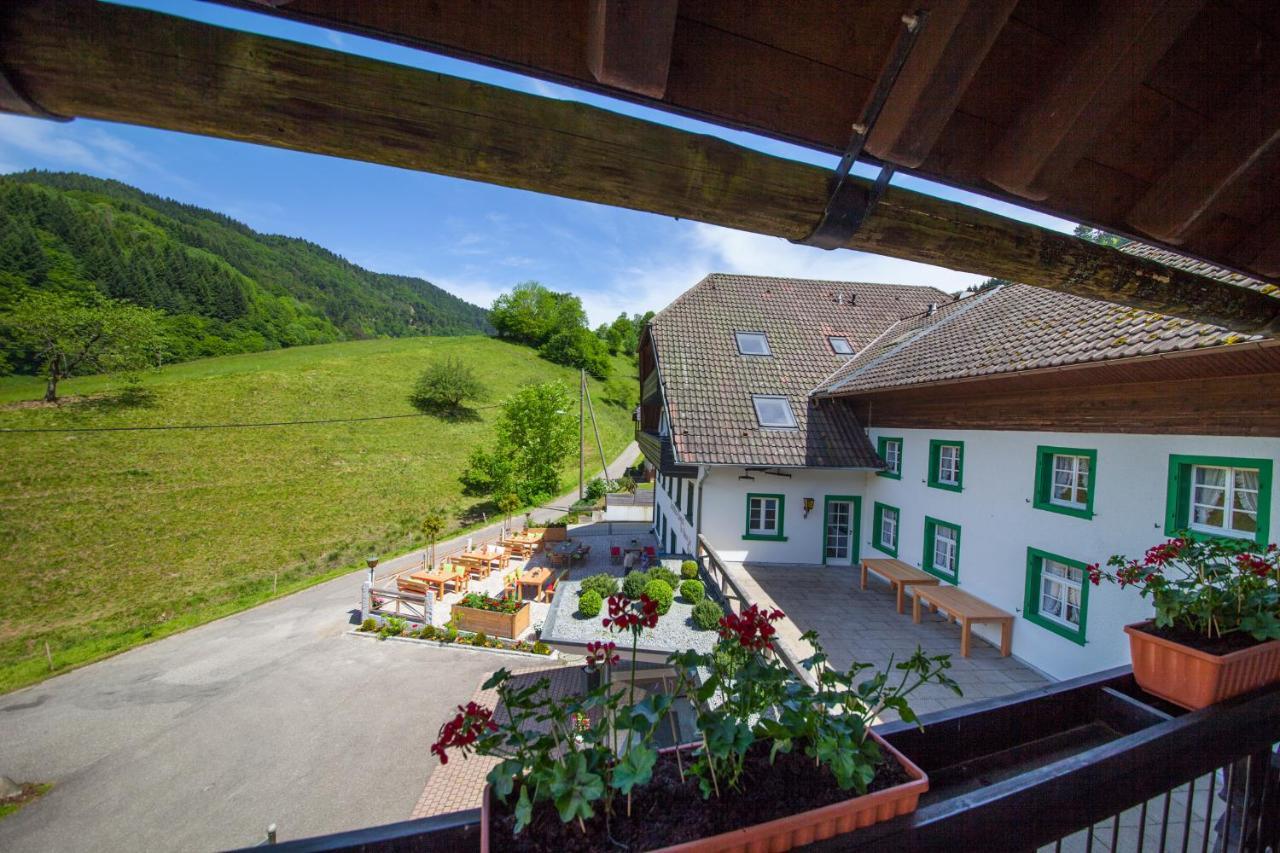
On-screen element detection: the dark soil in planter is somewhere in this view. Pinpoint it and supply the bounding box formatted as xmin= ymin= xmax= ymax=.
xmin=1133 ymin=621 xmax=1267 ymax=656
xmin=489 ymin=740 xmax=911 ymax=852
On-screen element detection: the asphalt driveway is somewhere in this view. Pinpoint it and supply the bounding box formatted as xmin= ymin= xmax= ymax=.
xmin=0 ymin=567 xmax=498 ymax=852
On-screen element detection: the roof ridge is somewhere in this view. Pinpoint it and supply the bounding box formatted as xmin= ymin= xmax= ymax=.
xmin=813 ymin=285 xmax=1005 ymax=396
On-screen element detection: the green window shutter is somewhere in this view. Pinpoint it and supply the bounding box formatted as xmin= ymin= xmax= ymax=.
xmin=1023 ymin=547 xmax=1089 ymax=646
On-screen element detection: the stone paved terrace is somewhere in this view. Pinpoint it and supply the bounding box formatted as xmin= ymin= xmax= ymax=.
xmin=729 ymin=562 xmax=1048 ymax=716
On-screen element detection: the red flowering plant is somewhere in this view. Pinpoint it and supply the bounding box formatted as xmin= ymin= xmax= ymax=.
xmin=669 ymin=605 xmax=959 ymax=797
xmin=1089 ymin=535 xmax=1280 ymax=642
xmin=429 ymin=594 xmax=671 ymax=835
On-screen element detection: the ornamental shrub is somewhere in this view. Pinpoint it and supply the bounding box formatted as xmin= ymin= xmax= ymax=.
xmin=644 ymin=579 xmax=674 ymax=615
xmin=680 ymin=579 xmax=705 ymax=604
xmin=532 ymin=641 xmax=551 ymax=655
xmin=622 ymin=570 xmax=650 ymax=599
xmin=360 ymin=617 xmax=377 ymax=632
xmin=692 ymin=598 xmax=723 ymax=631
xmin=648 ymin=565 xmax=680 ymax=589
xmin=579 ymin=573 xmax=619 ymax=598
xmin=578 ymin=589 xmax=603 ymax=618
xmin=681 ymin=560 xmax=699 ymax=580
xmin=471 ymin=630 xmax=488 ymax=647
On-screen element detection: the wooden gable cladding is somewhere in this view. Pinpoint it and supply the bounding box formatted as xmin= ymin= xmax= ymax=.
xmin=847 ymin=343 xmax=1280 ymax=436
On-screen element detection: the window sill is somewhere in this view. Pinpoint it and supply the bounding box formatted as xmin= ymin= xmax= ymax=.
xmin=873 ymin=542 xmax=898 ymax=558
xmin=743 ymin=534 xmax=788 ymax=542
xmin=922 ymin=565 xmax=957 ymax=583
xmin=1032 ymin=498 xmax=1094 ymax=520
xmin=927 ymin=481 xmax=963 ymax=493
xmin=1025 ymin=612 xmax=1086 ymax=646
xmin=876 ymin=470 xmax=902 ymax=480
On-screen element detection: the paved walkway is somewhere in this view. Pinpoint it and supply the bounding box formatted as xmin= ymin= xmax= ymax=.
xmin=0 ymin=445 xmax=640 ymax=852
xmin=730 ymin=563 xmax=1047 ymax=716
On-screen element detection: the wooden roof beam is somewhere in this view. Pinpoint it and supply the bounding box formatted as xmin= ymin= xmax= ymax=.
xmin=586 ymin=0 xmax=679 ymax=100
xmin=2 ymin=0 xmax=1278 ymax=337
xmin=1126 ymin=60 xmax=1280 ymax=244
xmin=865 ymin=0 xmax=1018 ymax=169
xmin=983 ymin=0 xmax=1204 ymax=201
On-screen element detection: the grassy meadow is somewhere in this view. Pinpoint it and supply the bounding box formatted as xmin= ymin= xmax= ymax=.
xmin=0 ymin=337 xmax=637 ymax=693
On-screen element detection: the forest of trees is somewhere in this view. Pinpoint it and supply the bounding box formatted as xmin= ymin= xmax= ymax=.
xmin=0 ymin=171 xmax=491 ymax=374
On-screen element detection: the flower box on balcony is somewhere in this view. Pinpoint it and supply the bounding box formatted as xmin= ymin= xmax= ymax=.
xmin=480 ymin=731 xmax=926 ymax=852
xmin=1125 ymin=622 xmax=1280 ymax=710
xmin=453 ymin=595 xmax=530 ymax=640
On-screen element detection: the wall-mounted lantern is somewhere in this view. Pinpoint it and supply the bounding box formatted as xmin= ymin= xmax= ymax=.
xmin=802 ymin=497 xmax=815 ymax=518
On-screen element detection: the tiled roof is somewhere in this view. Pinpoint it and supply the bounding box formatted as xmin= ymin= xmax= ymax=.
xmin=1120 ymin=243 xmax=1278 ymax=298
xmin=816 ymin=244 xmax=1273 ymax=396
xmin=648 ymin=274 xmax=949 ymax=467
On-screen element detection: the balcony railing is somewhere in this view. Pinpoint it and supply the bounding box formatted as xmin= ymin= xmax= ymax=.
xmin=238 ymin=670 xmax=1280 ymax=852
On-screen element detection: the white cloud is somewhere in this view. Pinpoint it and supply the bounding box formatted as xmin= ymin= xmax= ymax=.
xmin=0 ymin=115 xmax=179 ymax=185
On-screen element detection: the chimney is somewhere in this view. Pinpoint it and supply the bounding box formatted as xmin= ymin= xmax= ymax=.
xmin=927 ymin=302 xmax=937 ymax=316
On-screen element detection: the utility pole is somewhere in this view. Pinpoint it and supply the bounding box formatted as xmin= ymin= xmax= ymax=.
xmin=579 ymin=368 xmax=586 ymax=501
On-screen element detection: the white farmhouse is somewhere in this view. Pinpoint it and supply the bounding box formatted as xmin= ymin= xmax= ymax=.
xmin=637 ymin=251 xmax=1279 ymax=681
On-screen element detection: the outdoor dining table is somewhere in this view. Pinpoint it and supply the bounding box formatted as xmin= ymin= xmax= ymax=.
xmin=411 ymin=565 xmax=466 ymax=597
xmin=514 ymin=566 xmax=551 ymax=601
xmin=458 ymin=547 xmax=506 ymax=575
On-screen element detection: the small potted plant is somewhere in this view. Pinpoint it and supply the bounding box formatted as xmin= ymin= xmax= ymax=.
xmin=432 ymin=597 xmax=957 ymax=851
xmin=1090 ymin=535 xmax=1280 ymax=709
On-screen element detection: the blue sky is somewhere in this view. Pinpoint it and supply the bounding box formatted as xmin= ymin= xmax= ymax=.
xmin=0 ymin=0 xmax=1077 ymax=326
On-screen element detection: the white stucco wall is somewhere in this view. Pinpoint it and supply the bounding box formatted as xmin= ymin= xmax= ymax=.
xmin=688 ymin=430 xmax=1280 ymax=682
xmin=862 ymin=428 xmax=1280 ymax=680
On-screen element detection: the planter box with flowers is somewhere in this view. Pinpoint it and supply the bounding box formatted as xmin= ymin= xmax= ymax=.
xmin=433 ymin=593 xmax=959 ymax=851
xmin=1090 ymin=535 xmax=1280 ymax=710
xmin=453 ymin=593 xmax=531 ymax=640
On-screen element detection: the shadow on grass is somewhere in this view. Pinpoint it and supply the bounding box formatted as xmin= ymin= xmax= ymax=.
xmin=410 ymin=400 xmax=482 ymax=423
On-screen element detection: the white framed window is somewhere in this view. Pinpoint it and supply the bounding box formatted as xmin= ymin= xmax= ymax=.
xmin=752 ymin=395 xmax=797 ymax=429
xmin=1038 ymin=558 xmax=1084 ymax=629
xmin=828 ymin=336 xmax=854 ymax=355
xmin=883 ymin=440 xmax=901 ymax=475
xmin=1051 ymin=454 xmax=1090 ymax=509
xmin=932 ymin=525 xmax=958 ymax=575
xmin=735 ymin=331 xmax=771 ymax=356
xmin=746 ymin=494 xmax=784 ymax=539
xmin=879 ymin=506 xmax=898 ymax=550
xmin=938 ymin=445 xmax=960 ymax=485
xmin=1190 ymin=464 xmax=1260 ymax=538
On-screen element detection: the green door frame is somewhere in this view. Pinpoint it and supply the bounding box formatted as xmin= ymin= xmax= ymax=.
xmin=821 ymin=495 xmax=861 ymax=566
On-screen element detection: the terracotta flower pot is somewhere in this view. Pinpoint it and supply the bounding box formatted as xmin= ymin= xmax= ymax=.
xmin=480 ymin=731 xmax=927 ymax=852
xmin=1125 ymin=621 xmax=1280 ymax=710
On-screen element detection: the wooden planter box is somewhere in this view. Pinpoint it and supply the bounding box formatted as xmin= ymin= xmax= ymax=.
xmin=454 ymin=602 xmax=531 ymax=640
xmin=480 ymin=731 xmax=927 ymax=852
xmin=1126 ymin=621 xmax=1280 ymax=710
xmin=540 ymin=526 xmax=568 ymax=542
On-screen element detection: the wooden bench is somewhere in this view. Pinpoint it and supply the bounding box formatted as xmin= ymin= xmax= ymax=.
xmin=911 ymin=584 xmax=1014 ymax=658
xmin=396 ymin=576 xmax=428 ymax=595
xmin=860 ymin=558 xmax=941 ymax=614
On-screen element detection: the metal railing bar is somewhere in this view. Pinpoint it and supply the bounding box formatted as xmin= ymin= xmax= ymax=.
xmin=1109 ymin=812 xmax=1121 ymax=851
xmin=1136 ymin=798 xmax=1148 ymax=851
xmin=1183 ymin=776 xmax=1198 ymax=853
xmin=1201 ymin=769 xmax=1217 ymax=853
xmin=1158 ymin=790 xmax=1173 ymax=853
xmin=1086 ymin=822 xmax=1095 ymax=852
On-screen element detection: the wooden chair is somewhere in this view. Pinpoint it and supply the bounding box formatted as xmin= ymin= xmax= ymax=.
xmin=610 ymin=546 xmax=622 ymax=565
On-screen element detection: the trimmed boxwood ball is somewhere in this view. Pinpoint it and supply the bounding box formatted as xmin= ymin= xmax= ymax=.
xmin=578 ymin=589 xmax=603 ymax=618
xmin=648 ymin=566 xmax=680 ymax=589
xmin=681 ymin=560 xmax=699 ymax=580
xmin=643 ymin=579 xmax=674 ymax=615
xmin=679 ymin=579 xmax=705 ymax=604
xmin=622 ymin=570 xmax=650 ymax=599
xmin=692 ymin=598 xmax=723 ymax=630
xmin=579 ymin=573 xmax=618 ymax=599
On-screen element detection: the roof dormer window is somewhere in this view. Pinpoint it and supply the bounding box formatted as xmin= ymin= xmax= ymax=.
xmin=828 ymin=336 xmax=854 ymax=355
xmin=752 ymin=395 xmax=797 ymax=428
xmin=735 ymin=331 xmax=771 ymax=356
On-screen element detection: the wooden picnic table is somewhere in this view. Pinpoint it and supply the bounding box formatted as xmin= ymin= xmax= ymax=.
xmin=911 ymin=584 xmax=1014 ymax=658
xmin=458 ymin=547 xmax=507 ymax=575
xmin=860 ymin=558 xmax=941 ymax=615
xmin=411 ymin=566 xmax=466 ymax=597
xmin=514 ymin=566 xmax=551 ymax=601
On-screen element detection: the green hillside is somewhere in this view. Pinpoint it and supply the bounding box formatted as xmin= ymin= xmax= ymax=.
xmin=0 ymin=170 xmax=491 ymax=370
xmin=0 ymin=337 xmax=638 ymax=693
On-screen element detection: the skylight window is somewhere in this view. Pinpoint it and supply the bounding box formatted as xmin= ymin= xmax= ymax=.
xmin=735 ymin=331 xmax=771 ymax=356
xmin=752 ymin=395 xmax=796 ymax=429
xmin=828 ymin=336 xmax=854 ymax=355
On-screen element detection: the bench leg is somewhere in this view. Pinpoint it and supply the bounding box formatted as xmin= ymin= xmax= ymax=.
xmin=860 ymin=563 xmax=868 ymax=590
xmin=1000 ymin=620 xmax=1012 ymax=657
xmin=960 ymin=618 xmax=971 ymax=658
xmin=912 ymin=592 xmax=922 ymax=624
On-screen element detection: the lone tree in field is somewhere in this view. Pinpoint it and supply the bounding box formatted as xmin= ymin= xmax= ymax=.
xmin=2 ymin=291 xmax=164 ymax=402
xmin=421 ymin=507 xmax=448 ymax=569
xmin=496 ymin=492 xmax=521 ymax=536
xmin=408 ymin=355 xmax=488 ymax=415
xmin=460 ymin=381 xmax=577 ymax=505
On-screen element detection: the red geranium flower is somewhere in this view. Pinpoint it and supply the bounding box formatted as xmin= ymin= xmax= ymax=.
xmin=585 ymin=640 xmax=620 ymax=667
xmin=602 ymin=593 xmax=660 ymax=634
xmin=430 ymin=701 xmax=496 ymax=765
xmin=717 ymin=604 xmax=785 ymax=652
